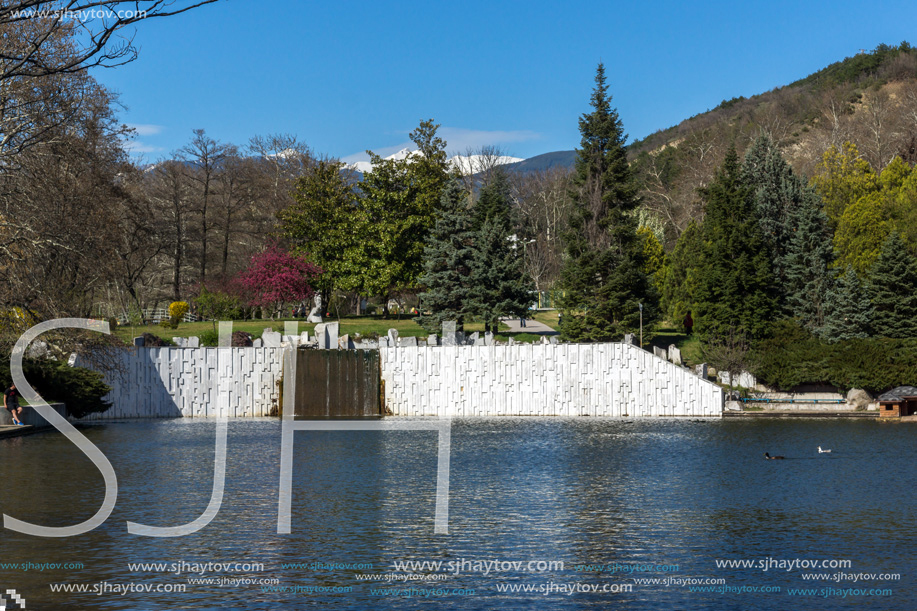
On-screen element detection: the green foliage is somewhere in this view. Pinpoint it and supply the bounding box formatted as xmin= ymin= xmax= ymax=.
xmin=790 ymin=43 xmax=917 ymax=89
xmin=886 ymin=164 xmax=917 ymax=252
xmin=354 ymin=120 xmax=453 ymax=297
xmin=0 ymin=359 xmax=112 ymax=419
xmin=660 ymin=220 xmax=703 ymax=326
xmin=473 ymin=166 xmax=513 ymax=229
xmin=701 ymin=326 xmax=754 ymax=384
xmin=812 ymin=141 xmax=879 ymax=229
xmin=878 ymin=156 xmax=911 ymax=192
xmin=560 ymin=63 xmax=659 ymax=341
xmin=467 ymin=217 xmax=534 ymax=333
xmin=867 ymin=233 xmax=917 ymax=338
xmin=199 ymin=329 xmax=219 ymax=347
xmin=636 ymin=226 xmax=666 ymax=289
xmin=754 ymin=320 xmax=917 ymax=393
xmin=783 ymin=196 xmax=834 ymax=331
xmin=716 ymin=96 xmax=746 ymax=110
xmin=415 ymin=181 xmax=477 ymax=333
xmin=693 ymin=149 xmax=776 ymax=342
xmin=194 ymin=287 xmax=245 ymax=323
xmin=833 ymin=191 xmax=889 ymax=276
xmin=561 ymin=246 xmax=658 ymax=342
xmin=820 ymin=269 xmax=873 ymax=341
xmin=742 ymin=134 xmax=832 ymax=327
xmin=281 ymin=159 xmax=362 ymax=298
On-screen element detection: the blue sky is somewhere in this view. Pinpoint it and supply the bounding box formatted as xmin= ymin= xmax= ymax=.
xmin=92 ymin=0 xmax=917 ymax=163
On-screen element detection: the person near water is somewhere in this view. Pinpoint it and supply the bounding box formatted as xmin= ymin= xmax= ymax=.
xmin=4 ymin=383 xmax=24 ymax=425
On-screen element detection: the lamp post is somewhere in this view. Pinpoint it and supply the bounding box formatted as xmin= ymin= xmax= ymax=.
xmin=638 ymin=302 xmax=643 ymax=349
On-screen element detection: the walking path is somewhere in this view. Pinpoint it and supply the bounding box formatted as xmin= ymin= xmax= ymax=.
xmin=500 ymin=317 xmax=558 ymax=335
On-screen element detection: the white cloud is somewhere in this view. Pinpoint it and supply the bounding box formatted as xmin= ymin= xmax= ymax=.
xmin=123 ymin=141 xmax=164 ymax=154
xmin=126 ymin=123 xmax=164 ymax=136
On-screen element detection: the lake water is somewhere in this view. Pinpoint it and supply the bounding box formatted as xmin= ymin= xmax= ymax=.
xmin=0 ymin=418 xmax=913 ymax=610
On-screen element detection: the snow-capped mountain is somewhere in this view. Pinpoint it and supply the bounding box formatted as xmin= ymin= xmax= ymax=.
xmin=449 ymin=153 xmax=524 ymax=173
xmin=347 ymin=148 xmax=524 ymax=175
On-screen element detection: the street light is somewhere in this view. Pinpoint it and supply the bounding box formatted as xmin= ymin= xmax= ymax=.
xmin=638 ymin=302 xmax=643 ymax=349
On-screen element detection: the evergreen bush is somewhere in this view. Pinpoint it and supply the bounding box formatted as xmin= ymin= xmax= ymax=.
xmin=753 ymin=320 xmax=917 ymax=392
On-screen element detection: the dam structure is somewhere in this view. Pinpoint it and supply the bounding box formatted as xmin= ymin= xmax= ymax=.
xmin=380 ymin=342 xmax=723 ymax=418
xmin=74 ymin=337 xmax=722 ymax=420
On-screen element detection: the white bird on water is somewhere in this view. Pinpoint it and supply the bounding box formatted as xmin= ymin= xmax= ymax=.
xmin=818 ymin=446 xmax=832 ymax=453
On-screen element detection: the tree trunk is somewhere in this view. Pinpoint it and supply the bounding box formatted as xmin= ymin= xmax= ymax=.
xmin=200 ymin=178 xmax=209 ymax=284
xmin=221 ymin=207 xmax=231 ymax=278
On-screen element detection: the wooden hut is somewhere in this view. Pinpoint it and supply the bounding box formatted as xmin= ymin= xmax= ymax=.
xmin=878 ymin=386 xmax=917 ymax=418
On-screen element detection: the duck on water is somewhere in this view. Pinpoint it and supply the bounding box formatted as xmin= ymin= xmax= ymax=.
xmin=764 ymin=452 xmax=785 ymax=460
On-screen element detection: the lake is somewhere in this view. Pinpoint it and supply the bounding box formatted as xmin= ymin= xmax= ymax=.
xmin=0 ymin=418 xmax=913 ymax=609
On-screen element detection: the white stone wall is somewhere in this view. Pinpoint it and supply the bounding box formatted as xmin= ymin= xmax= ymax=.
xmin=76 ymin=347 xmax=283 ymax=420
xmin=380 ymin=343 xmax=723 ymax=418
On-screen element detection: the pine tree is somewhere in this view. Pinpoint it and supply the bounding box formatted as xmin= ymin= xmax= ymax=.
xmin=559 ymin=63 xmax=658 ymax=341
xmin=693 ymin=148 xmax=776 ymax=342
xmin=742 ymin=134 xmax=831 ymax=321
xmin=867 ymin=233 xmax=917 ymax=338
xmin=820 ymin=268 xmax=873 ymax=341
xmin=742 ymin=135 xmax=791 ymax=265
xmin=467 ymin=217 xmax=534 ymax=334
xmin=415 ymin=181 xmax=477 ymax=334
xmin=473 ymin=166 xmax=513 ymax=229
xmin=783 ymin=196 xmax=834 ymax=331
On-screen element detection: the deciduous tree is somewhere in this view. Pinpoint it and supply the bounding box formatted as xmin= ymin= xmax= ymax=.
xmin=236 ymin=244 xmax=321 ymax=320
xmin=281 ymin=159 xmax=361 ymax=306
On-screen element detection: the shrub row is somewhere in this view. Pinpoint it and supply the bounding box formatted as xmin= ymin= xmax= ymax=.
xmin=0 ymin=357 xmax=111 ymax=419
xmin=753 ymin=321 xmax=917 ymax=392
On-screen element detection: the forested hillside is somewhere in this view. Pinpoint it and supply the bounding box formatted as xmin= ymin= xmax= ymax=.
xmin=630 ymin=42 xmax=917 ymax=247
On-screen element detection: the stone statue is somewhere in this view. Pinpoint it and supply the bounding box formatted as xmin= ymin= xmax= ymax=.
xmin=307 ymin=294 xmax=323 ymax=323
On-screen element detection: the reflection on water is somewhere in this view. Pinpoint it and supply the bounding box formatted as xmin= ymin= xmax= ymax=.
xmin=0 ymin=418 xmax=914 ymax=610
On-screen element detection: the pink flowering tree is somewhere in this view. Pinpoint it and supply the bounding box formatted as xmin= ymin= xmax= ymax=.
xmin=237 ymin=245 xmax=322 ymax=319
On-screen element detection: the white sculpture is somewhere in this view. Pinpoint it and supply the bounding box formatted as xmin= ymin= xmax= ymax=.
xmin=307 ymin=294 xmax=323 ymax=323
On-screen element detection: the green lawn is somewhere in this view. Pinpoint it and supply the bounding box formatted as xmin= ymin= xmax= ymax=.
xmin=115 ymin=315 xmax=555 ymax=345
xmin=530 ymin=309 xmax=560 ymax=329
xmin=649 ymin=325 xmax=703 ymax=365
xmin=114 ymin=312 xmax=715 ymax=362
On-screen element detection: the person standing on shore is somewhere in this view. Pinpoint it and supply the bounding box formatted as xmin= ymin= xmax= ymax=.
xmin=4 ymin=383 xmax=24 ymax=425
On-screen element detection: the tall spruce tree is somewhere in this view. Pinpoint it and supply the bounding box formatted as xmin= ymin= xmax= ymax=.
xmin=742 ymin=135 xmax=793 ymax=275
xmin=742 ymin=135 xmax=832 ymax=326
xmin=867 ymin=232 xmax=917 ymax=338
xmin=820 ymin=268 xmax=873 ymax=341
xmin=783 ymin=197 xmax=834 ymax=332
xmin=415 ymin=181 xmax=477 ymax=334
xmin=467 ymin=217 xmax=534 ymax=334
xmin=473 ymin=166 xmax=513 ymax=229
xmin=693 ymin=148 xmax=776 ymax=342
xmin=559 ymin=63 xmax=658 ymax=341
